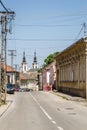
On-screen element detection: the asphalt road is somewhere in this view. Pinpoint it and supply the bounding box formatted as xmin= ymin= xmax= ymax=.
xmin=0 ymin=91 xmax=87 ymax=130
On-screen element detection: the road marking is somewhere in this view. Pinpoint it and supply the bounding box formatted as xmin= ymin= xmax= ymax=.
xmin=30 ymin=93 xmax=52 ymax=120
xmin=29 ymin=93 xmax=40 ymax=106
xmin=52 ymin=120 xmax=56 ymax=124
xmin=40 ymin=106 xmax=52 ymax=120
xmin=57 ymin=126 xmax=64 ymax=130
xmin=30 ymin=93 xmax=64 ymax=130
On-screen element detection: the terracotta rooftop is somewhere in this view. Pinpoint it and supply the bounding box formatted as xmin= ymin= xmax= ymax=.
xmin=20 ymin=71 xmax=38 ymax=80
xmin=2 ymin=64 xmax=17 ymax=72
xmin=20 ymin=73 xmax=28 ymax=80
xmin=7 ymin=65 xmax=16 ymax=72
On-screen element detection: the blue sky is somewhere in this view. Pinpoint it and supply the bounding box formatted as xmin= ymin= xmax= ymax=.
xmin=0 ymin=0 xmax=87 ymax=69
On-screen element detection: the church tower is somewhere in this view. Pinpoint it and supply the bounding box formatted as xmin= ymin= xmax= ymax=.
xmin=21 ymin=52 xmax=28 ymax=73
xmin=32 ymin=51 xmax=38 ymax=69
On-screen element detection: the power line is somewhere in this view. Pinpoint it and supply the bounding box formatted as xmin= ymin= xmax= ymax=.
xmin=75 ymin=25 xmax=83 ymax=40
xmin=0 ymin=0 xmax=9 ymax=12
xmin=8 ymin=38 xmax=77 ymax=42
xmin=83 ymin=22 xmax=87 ymax=37
xmin=75 ymin=23 xmax=87 ymax=40
xmin=15 ymin=24 xmax=81 ymax=27
xmin=25 ymin=11 xmax=87 ymax=20
xmin=53 ymin=12 xmax=87 ymax=18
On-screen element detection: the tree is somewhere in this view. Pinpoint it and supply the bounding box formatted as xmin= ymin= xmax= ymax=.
xmin=38 ymin=51 xmax=59 ymax=73
xmin=44 ymin=51 xmax=59 ymax=66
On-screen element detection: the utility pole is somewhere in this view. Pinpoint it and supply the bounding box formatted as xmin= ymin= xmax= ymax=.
xmin=0 ymin=15 xmax=7 ymax=103
xmin=13 ymin=64 xmax=19 ymax=86
xmin=8 ymin=50 xmax=16 ymax=67
xmin=0 ymin=11 xmax=15 ymax=103
xmin=8 ymin=50 xmax=16 ymax=84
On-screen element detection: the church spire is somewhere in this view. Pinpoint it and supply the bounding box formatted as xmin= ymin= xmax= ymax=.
xmin=34 ymin=52 xmax=37 ymax=63
xmin=21 ymin=51 xmax=28 ymax=73
xmin=32 ymin=51 xmax=38 ymax=69
xmin=22 ymin=51 xmax=26 ymax=63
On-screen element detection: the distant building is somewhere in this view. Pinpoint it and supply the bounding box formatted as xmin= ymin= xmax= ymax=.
xmin=21 ymin=52 xmax=28 ymax=73
xmin=20 ymin=72 xmax=30 ymax=88
xmin=20 ymin=51 xmax=39 ymax=90
xmin=41 ymin=61 xmax=56 ymax=91
xmin=2 ymin=64 xmax=19 ymax=85
xmin=32 ymin=51 xmax=38 ymax=69
xmin=20 ymin=69 xmax=38 ymax=91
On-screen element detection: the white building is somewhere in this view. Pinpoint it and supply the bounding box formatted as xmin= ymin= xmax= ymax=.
xmin=32 ymin=52 xmax=38 ymax=69
xmin=21 ymin=52 xmax=28 ymax=73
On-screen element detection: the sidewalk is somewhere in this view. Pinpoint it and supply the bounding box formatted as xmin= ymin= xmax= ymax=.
xmin=0 ymin=94 xmax=14 ymax=118
xmin=50 ymin=91 xmax=86 ymax=102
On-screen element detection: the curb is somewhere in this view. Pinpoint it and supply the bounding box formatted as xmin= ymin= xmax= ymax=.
xmin=50 ymin=91 xmax=86 ymax=102
xmin=0 ymin=100 xmax=13 ymax=118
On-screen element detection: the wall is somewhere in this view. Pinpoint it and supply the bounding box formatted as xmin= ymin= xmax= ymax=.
xmin=56 ymin=38 xmax=86 ymax=98
xmin=41 ymin=61 xmax=56 ymax=91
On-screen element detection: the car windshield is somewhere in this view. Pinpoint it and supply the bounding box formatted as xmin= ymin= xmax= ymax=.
xmin=7 ymin=84 xmax=14 ymax=89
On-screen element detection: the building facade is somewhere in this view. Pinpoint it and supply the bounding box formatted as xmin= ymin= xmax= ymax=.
xmin=21 ymin=52 xmax=28 ymax=73
xmin=20 ymin=51 xmax=39 ymax=90
xmin=55 ymin=37 xmax=87 ymax=98
xmin=32 ymin=51 xmax=38 ymax=69
xmin=6 ymin=64 xmax=20 ymax=85
xmin=41 ymin=61 xmax=56 ymax=91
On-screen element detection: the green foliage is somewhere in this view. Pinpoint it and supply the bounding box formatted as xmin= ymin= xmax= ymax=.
xmin=44 ymin=51 xmax=59 ymax=66
xmin=38 ymin=51 xmax=59 ymax=73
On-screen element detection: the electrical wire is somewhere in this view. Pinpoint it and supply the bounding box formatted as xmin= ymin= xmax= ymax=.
xmin=75 ymin=23 xmax=87 ymax=41
xmin=53 ymin=12 xmax=87 ymax=18
xmin=0 ymin=0 xmax=9 ymax=12
xmin=8 ymin=38 xmax=76 ymax=42
xmin=15 ymin=24 xmax=81 ymax=27
xmin=75 ymin=26 xmax=83 ymax=40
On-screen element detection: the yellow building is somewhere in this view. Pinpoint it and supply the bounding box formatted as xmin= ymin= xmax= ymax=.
xmin=55 ymin=37 xmax=87 ymax=98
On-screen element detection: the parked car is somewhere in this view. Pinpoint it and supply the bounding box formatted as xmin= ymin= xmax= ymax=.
xmin=14 ymin=84 xmax=20 ymax=92
xmin=7 ymin=83 xmax=15 ymax=94
xmin=19 ymin=88 xmax=25 ymax=92
xmin=19 ymin=88 xmax=32 ymax=92
xmin=14 ymin=87 xmax=19 ymax=92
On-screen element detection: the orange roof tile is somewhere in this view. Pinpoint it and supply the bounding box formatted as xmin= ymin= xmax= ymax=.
xmin=20 ymin=73 xmax=28 ymax=80
xmin=2 ymin=64 xmax=16 ymax=72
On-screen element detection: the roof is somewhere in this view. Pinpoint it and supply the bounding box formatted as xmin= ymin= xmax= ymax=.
xmin=29 ymin=68 xmax=38 ymax=72
xmin=20 ymin=73 xmax=28 ymax=80
xmin=55 ymin=37 xmax=87 ymax=58
xmin=2 ymin=64 xmax=19 ymax=73
xmin=20 ymin=71 xmax=38 ymax=81
xmin=2 ymin=64 xmax=18 ymax=73
xmin=6 ymin=65 xmax=16 ymax=72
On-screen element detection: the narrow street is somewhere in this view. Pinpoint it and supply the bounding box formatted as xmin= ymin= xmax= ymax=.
xmin=0 ymin=91 xmax=87 ymax=130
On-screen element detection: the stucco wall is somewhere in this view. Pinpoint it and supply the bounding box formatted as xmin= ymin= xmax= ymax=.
xmin=56 ymin=38 xmax=86 ymax=98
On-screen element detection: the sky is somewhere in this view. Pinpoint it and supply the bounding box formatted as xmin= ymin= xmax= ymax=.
xmin=0 ymin=0 xmax=87 ymax=69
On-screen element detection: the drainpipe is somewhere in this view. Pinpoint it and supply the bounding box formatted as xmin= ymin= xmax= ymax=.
xmin=85 ymin=37 xmax=87 ymax=99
